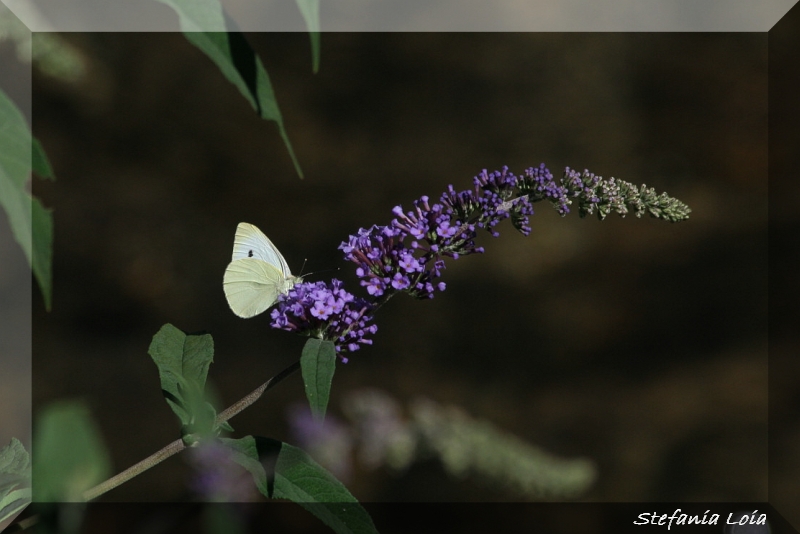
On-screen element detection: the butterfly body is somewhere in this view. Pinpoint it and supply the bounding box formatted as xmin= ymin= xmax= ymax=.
xmin=223 ymin=223 xmax=299 ymax=318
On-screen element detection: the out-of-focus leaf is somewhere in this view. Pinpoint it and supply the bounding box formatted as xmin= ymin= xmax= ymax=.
xmin=0 ymin=438 xmax=31 ymax=523
xmin=32 ymin=401 xmax=111 ymax=502
xmin=31 ymin=138 xmax=54 ymax=179
xmin=155 ymin=0 xmax=303 ymax=178
xmin=0 ymin=86 xmax=54 ymax=310
xmin=294 ymin=0 xmax=320 ymax=73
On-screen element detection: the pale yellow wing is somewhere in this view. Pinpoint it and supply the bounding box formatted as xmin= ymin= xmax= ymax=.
xmin=223 ymin=258 xmax=286 ymax=318
xmin=231 ymin=222 xmax=293 ymax=279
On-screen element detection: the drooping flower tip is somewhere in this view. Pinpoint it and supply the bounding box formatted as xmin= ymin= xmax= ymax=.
xmin=558 ymin=168 xmax=691 ymax=222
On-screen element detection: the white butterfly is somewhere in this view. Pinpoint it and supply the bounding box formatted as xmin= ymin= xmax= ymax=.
xmin=223 ymin=222 xmax=300 ymax=318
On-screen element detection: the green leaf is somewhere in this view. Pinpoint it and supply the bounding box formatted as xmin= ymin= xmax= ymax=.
xmin=32 ymin=138 xmax=55 ymax=180
xmin=0 ymin=86 xmax=54 ymax=310
xmin=300 ymin=338 xmax=336 ymax=421
xmin=154 ymin=0 xmax=226 ymax=31
xmin=148 ymin=324 xmax=217 ymax=438
xmin=222 ymin=437 xmax=379 ymax=534
xmin=0 ymin=438 xmax=31 ymax=523
xmin=148 ymin=324 xmax=214 ymax=393
xmin=0 ymin=93 xmax=28 ymax=190
xmin=154 ymin=0 xmax=303 ymax=178
xmin=294 ymin=0 xmax=321 ymax=73
xmin=32 ymin=401 xmax=111 ymax=502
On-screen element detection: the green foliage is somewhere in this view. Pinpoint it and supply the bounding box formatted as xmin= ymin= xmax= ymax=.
xmin=222 ymin=436 xmax=379 ymax=534
xmin=0 ymin=86 xmax=54 ymax=310
xmin=146 ymin=325 xmax=378 ymax=533
xmin=148 ymin=324 xmax=223 ymax=443
xmin=301 ymin=338 xmax=337 ymax=420
xmin=32 ymin=402 xmax=111 ymax=502
xmin=0 ymin=438 xmax=31 ymax=524
xmin=294 ymin=0 xmax=321 ymax=73
xmin=155 ymin=0 xmax=303 ymax=178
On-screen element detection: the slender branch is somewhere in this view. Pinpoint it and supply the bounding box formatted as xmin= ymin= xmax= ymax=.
xmin=81 ymin=437 xmax=185 ymax=501
xmin=215 ymin=360 xmax=300 ymax=423
xmin=79 ymin=360 xmax=302 ymax=502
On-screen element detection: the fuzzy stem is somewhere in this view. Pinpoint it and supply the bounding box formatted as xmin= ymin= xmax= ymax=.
xmin=81 ymin=438 xmax=184 ymax=501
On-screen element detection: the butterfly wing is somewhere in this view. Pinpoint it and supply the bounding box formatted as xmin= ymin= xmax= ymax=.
xmin=223 ymin=258 xmax=286 ymax=318
xmin=232 ymin=222 xmax=293 ymax=278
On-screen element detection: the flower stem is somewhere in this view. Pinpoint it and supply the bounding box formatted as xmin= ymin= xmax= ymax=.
xmin=80 ymin=360 xmax=302 ymax=502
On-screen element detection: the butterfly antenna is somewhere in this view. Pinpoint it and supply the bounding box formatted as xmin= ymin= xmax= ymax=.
xmin=302 ymin=267 xmax=340 ymax=279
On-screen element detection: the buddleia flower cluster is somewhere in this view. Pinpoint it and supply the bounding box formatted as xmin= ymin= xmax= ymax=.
xmin=269 ymin=279 xmax=377 ymax=359
xmin=276 ymin=164 xmax=690 ymax=357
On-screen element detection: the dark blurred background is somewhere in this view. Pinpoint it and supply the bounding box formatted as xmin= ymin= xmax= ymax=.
xmin=26 ymin=32 xmax=769 ymax=504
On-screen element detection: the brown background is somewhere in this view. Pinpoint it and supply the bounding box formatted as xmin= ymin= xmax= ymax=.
xmin=28 ymin=32 xmax=768 ymax=504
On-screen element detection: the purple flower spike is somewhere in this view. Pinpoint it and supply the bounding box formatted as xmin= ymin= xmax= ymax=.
xmin=340 ymin=164 xmax=690 ymax=309
xmin=272 ymin=164 xmax=689 ymax=360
